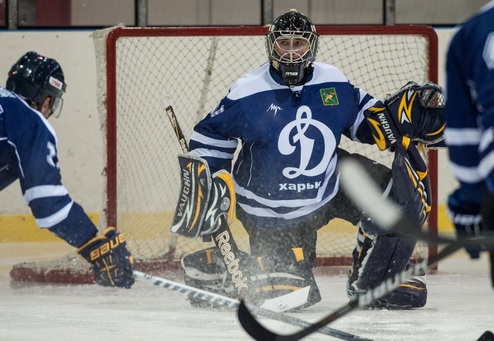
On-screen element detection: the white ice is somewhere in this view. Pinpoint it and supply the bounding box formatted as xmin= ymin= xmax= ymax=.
xmin=1 ymin=242 xmax=493 ymax=341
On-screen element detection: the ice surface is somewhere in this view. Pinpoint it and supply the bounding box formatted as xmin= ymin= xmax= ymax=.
xmin=1 ymin=242 xmax=493 ymax=341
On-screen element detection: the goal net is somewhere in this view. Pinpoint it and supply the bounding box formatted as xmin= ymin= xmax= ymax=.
xmin=10 ymin=25 xmax=439 ymax=283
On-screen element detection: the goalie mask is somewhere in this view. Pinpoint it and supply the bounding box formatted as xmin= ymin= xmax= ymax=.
xmin=266 ymin=9 xmax=319 ymax=86
xmin=7 ymin=51 xmax=67 ymax=118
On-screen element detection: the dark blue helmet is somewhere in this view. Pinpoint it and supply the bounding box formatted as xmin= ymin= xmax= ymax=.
xmin=266 ymin=9 xmax=319 ymax=86
xmin=6 ymin=51 xmax=67 ymax=117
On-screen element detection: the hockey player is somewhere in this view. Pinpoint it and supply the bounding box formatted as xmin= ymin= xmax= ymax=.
xmin=0 ymin=52 xmax=134 ymax=288
xmin=172 ymin=10 xmax=445 ymax=310
xmin=445 ymin=2 xmax=494 ymax=276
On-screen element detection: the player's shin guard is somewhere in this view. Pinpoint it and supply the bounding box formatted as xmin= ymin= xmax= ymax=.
xmin=347 ymin=225 xmax=427 ymax=309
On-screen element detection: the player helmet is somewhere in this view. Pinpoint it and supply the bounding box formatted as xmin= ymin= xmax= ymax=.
xmin=6 ymin=51 xmax=67 ymax=118
xmin=266 ymin=9 xmax=319 ymax=86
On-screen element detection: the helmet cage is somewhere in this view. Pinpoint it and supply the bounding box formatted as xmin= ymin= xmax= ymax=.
xmin=266 ymin=30 xmax=318 ymax=66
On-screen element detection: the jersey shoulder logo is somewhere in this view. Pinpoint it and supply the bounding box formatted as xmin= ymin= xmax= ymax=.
xmin=320 ymin=87 xmax=339 ymax=106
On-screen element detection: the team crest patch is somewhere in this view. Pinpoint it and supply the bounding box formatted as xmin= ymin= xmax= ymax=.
xmin=320 ymin=87 xmax=339 ymax=106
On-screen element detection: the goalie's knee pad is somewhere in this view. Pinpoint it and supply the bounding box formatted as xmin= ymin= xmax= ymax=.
xmin=181 ymin=247 xmax=241 ymax=308
xmin=347 ymin=225 xmax=426 ymax=309
xmin=247 ymin=247 xmax=321 ymax=311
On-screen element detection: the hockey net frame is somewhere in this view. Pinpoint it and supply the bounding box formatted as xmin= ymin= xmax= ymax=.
xmin=10 ymin=25 xmax=439 ymax=284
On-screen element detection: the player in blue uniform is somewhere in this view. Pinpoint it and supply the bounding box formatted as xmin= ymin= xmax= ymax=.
xmin=0 ymin=52 xmax=134 ymax=288
xmin=173 ymin=10 xmax=445 ymax=310
xmin=445 ymin=1 xmax=494 ymax=278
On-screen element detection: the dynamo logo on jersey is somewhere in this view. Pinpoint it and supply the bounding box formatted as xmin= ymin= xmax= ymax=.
xmin=278 ymin=105 xmax=335 ymax=179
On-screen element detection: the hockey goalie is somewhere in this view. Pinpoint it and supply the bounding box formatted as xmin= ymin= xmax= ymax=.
xmin=169 ymin=9 xmax=445 ymax=311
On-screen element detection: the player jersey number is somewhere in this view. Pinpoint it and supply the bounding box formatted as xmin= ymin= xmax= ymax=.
xmin=46 ymin=142 xmax=59 ymax=169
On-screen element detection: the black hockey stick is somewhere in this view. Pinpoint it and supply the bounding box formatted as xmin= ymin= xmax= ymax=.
xmin=134 ymin=270 xmax=371 ymax=341
xmin=237 ymin=242 xmax=461 ymax=341
xmin=477 ymin=331 xmax=494 ymax=341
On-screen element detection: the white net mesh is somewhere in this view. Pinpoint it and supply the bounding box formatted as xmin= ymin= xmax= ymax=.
xmin=93 ymin=26 xmax=436 ymax=264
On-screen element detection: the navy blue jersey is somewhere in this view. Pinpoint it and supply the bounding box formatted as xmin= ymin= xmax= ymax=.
xmin=0 ymin=87 xmax=97 ymax=246
xmin=189 ymin=62 xmax=379 ymax=227
xmin=444 ymin=1 xmax=494 ymax=201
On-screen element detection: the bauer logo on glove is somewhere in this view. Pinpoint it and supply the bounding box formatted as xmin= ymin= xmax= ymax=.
xmin=87 ymin=232 xmax=126 ymax=262
xmin=78 ymin=227 xmax=135 ymax=288
xmin=365 ymin=81 xmax=446 ymax=150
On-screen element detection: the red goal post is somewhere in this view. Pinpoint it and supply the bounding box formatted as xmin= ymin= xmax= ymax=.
xmin=10 ymin=25 xmax=439 ymax=284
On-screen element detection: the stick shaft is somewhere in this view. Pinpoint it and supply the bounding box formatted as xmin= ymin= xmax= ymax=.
xmin=134 ymin=270 xmax=368 ymax=340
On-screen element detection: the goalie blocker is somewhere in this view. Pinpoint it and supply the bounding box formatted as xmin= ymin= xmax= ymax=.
xmin=170 ymin=154 xmax=235 ymax=238
xmin=365 ymin=81 xmax=446 ymax=151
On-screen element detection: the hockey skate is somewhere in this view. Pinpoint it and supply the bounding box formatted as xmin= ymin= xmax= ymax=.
xmin=370 ymin=275 xmax=427 ymax=309
xmin=182 ymin=247 xmax=238 ymax=309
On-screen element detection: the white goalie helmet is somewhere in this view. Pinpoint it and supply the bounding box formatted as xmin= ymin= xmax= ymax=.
xmin=266 ymin=9 xmax=319 ymax=86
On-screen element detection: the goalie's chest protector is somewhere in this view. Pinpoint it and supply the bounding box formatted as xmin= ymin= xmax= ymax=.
xmin=223 ymin=63 xmax=365 ymax=201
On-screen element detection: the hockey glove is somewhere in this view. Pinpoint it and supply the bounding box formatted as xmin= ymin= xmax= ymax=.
xmin=365 ymin=81 xmax=445 ymax=150
xmin=78 ymin=227 xmax=135 ymax=288
xmin=447 ymin=190 xmax=483 ymax=259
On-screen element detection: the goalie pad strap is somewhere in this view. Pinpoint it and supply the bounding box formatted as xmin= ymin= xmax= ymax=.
xmin=202 ymin=170 xmax=236 ymax=235
xmin=392 ymin=138 xmax=432 ymax=227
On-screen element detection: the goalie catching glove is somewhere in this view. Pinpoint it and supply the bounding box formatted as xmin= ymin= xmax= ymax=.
xmin=365 ymin=81 xmax=445 ymax=151
xmin=78 ymin=227 xmax=134 ymax=288
xmin=170 ymin=155 xmax=236 ymax=238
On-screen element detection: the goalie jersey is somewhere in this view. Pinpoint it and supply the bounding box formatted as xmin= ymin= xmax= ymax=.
xmin=444 ymin=1 xmax=494 ymax=201
xmin=0 ymin=88 xmax=97 ymax=246
xmin=189 ymin=62 xmax=379 ymax=228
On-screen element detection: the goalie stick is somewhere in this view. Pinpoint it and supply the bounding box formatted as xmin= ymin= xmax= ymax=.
xmin=163 ymin=104 xmax=370 ymax=338
xmin=133 ymin=270 xmax=370 ymax=341
xmin=164 ymin=103 xmax=250 ymax=298
xmin=162 ymin=103 xmax=187 ymax=263
xmin=165 ymin=104 xmax=189 ymax=154
xmin=165 ymin=103 xmax=321 ymax=309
